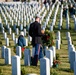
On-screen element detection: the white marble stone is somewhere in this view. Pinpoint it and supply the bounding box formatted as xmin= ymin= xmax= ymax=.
xmin=32 ymin=47 xmax=35 ymax=57
xmin=24 ymin=29 xmax=26 ymax=36
xmin=16 ymin=28 xmax=19 ymax=35
xmin=70 ymin=51 xmax=76 ymax=70
xmin=74 ymin=17 xmax=76 ymax=31
xmin=9 ymin=28 xmax=12 ymax=35
xmin=56 ymin=39 xmax=60 ymax=49
xmin=28 ymin=35 xmax=32 ymax=42
xmin=20 ymin=24 xmax=23 ymax=31
xmin=66 ymin=13 xmax=69 ymax=30
xmin=12 ymin=33 xmax=15 ymax=41
xmin=24 ymin=49 xmax=30 ymax=66
xmin=50 ymin=25 xmax=53 ymax=31
xmin=5 ymin=48 xmax=11 ymax=64
xmin=24 ymin=20 xmax=26 ymax=27
xmin=1 ymin=46 xmax=6 ymax=58
xmin=12 ymin=55 xmax=21 ymax=75
xmin=16 ymin=46 xmax=21 ymax=58
xmin=46 ymin=50 xmax=53 ymax=67
xmin=68 ymin=45 xmax=75 ymax=62
xmin=66 ymin=32 xmax=70 ymax=40
xmin=25 ymin=38 xmax=28 ymax=46
xmin=50 ymin=46 xmax=56 ymax=59
xmin=6 ymin=38 xmax=9 ymax=46
xmin=14 ymin=38 xmax=18 ymax=45
xmin=40 ymin=57 xmax=50 ymax=75
xmin=4 ymin=32 xmax=7 ymax=39
xmin=74 ymin=61 xmax=76 ymax=75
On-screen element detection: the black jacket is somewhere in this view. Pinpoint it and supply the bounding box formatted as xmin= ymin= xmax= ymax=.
xmin=29 ymin=21 xmax=43 ymax=46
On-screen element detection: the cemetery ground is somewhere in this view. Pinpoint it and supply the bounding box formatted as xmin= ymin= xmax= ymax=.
xmin=0 ymin=30 xmax=75 ymax=75
xmin=0 ymin=1 xmax=76 ymax=75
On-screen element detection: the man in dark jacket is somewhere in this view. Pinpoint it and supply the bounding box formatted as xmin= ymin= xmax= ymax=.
xmin=29 ymin=15 xmax=44 ymax=66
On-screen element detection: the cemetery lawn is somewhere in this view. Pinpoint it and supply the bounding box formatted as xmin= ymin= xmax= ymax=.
xmin=0 ymin=31 xmax=74 ymax=75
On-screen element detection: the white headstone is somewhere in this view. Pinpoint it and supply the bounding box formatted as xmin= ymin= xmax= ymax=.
xmin=5 ymin=48 xmax=11 ymax=64
xmin=6 ymin=38 xmax=9 ymax=46
xmin=16 ymin=28 xmax=19 ymax=35
xmin=25 ymin=38 xmax=28 ymax=46
xmin=12 ymin=33 xmax=15 ymax=41
xmin=24 ymin=29 xmax=26 ymax=36
xmin=1 ymin=46 xmax=6 ymax=58
xmin=15 ymin=38 xmax=18 ymax=45
xmin=16 ymin=46 xmax=22 ymax=58
xmin=28 ymin=35 xmax=32 ymax=42
xmin=24 ymin=20 xmax=26 ymax=27
xmin=66 ymin=32 xmax=70 ymax=40
xmin=50 ymin=25 xmax=53 ymax=31
xmin=9 ymin=28 xmax=12 ymax=35
xmin=50 ymin=46 xmax=56 ymax=59
xmin=46 ymin=50 xmax=53 ymax=67
xmin=12 ymin=55 xmax=21 ymax=75
xmin=74 ymin=61 xmax=76 ymax=75
xmin=20 ymin=24 xmax=23 ymax=31
xmin=56 ymin=39 xmax=60 ymax=49
xmin=70 ymin=51 xmax=76 ymax=70
xmin=40 ymin=57 xmax=50 ymax=75
xmin=4 ymin=32 xmax=7 ymax=39
xmin=24 ymin=49 xmax=30 ymax=66
xmin=32 ymin=47 xmax=35 ymax=57
xmin=74 ymin=17 xmax=76 ymax=31
xmin=66 ymin=13 xmax=69 ymax=30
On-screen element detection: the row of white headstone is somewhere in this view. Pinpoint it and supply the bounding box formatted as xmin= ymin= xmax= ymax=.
xmin=66 ymin=32 xmax=76 ymax=75
xmin=0 ymin=2 xmax=76 ymax=34
xmin=1 ymin=45 xmax=56 ymax=75
xmin=0 ymin=2 xmax=49 ymax=36
xmin=0 ymin=3 xmax=41 ymax=26
xmin=0 ymin=1 xmax=59 ymax=34
xmin=51 ymin=2 xmax=59 ymax=30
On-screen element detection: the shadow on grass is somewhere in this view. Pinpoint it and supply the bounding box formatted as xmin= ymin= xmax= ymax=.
xmin=0 ymin=64 xmax=5 ymax=66
xmin=62 ymin=43 xmax=68 ymax=45
xmin=0 ymin=63 xmax=11 ymax=66
xmin=58 ymin=68 xmax=74 ymax=73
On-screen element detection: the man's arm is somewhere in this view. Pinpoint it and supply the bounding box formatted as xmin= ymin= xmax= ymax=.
xmin=37 ymin=24 xmax=44 ymax=36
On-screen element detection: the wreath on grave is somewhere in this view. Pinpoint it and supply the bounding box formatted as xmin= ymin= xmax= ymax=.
xmin=53 ymin=60 xmax=60 ymax=68
xmin=42 ymin=30 xmax=55 ymax=47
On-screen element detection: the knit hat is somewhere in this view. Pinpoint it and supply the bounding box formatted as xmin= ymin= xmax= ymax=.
xmin=20 ymin=31 xmax=24 ymax=36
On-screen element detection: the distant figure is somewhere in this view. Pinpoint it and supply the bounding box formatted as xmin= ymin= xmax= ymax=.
xmin=18 ymin=31 xmax=26 ymax=52
xmin=63 ymin=7 xmax=68 ymax=18
xmin=59 ymin=0 xmax=63 ymax=5
xmin=29 ymin=15 xmax=45 ymax=66
xmin=44 ymin=0 xmax=47 ymax=5
xmin=52 ymin=0 xmax=56 ymax=4
xmin=69 ymin=4 xmax=75 ymax=17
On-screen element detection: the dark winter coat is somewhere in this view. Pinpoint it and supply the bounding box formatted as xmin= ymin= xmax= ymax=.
xmin=29 ymin=21 xmax=44 ymax=46
xmin=18 ymin=35 xmax=26 ymax=47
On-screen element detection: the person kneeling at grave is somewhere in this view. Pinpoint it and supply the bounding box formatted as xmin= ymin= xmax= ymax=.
xmin=29 ymin=15 xmax=45 ymax=66
xmin=18 ymin=31 xmax=26 ymax=52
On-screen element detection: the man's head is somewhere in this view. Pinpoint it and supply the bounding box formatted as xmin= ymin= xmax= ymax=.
xmin=35 ymin=15 xmax=41 ymax=23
